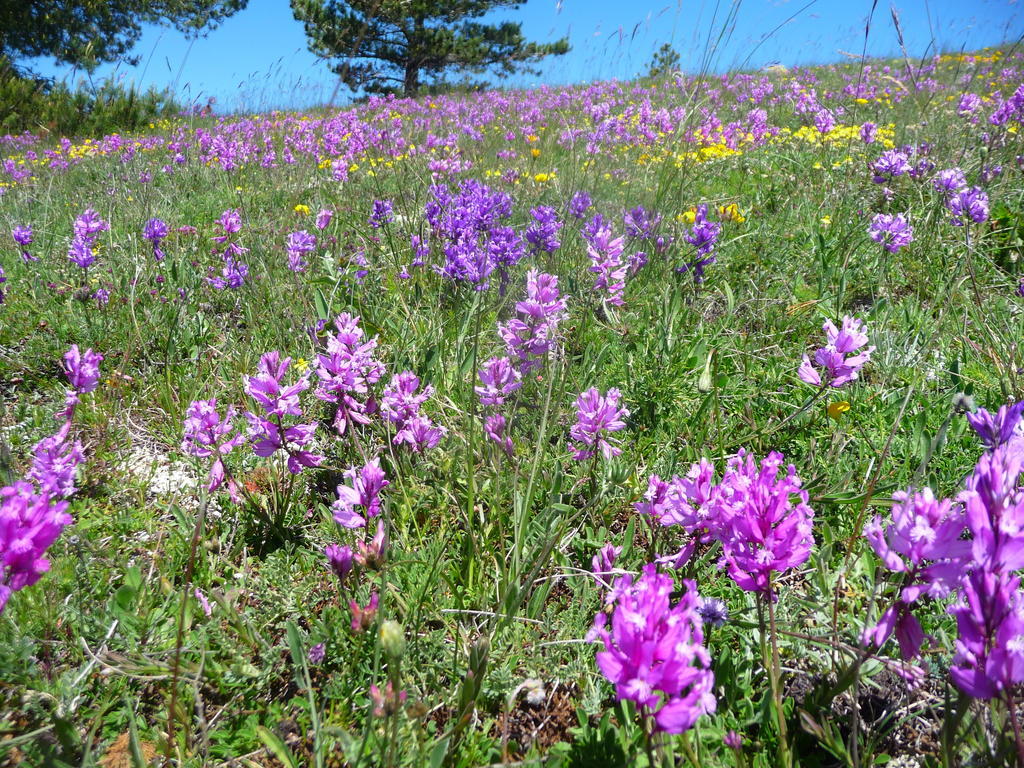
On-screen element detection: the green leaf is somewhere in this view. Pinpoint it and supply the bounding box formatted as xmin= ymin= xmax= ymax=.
xmin=255 ymin=726 xmax=299 ymax=768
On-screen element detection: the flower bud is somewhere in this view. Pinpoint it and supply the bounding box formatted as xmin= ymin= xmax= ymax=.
xmin=379 ymin=620 xmax=406 ymax=660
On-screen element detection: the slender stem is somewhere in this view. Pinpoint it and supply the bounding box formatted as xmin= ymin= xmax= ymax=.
xmin=1005 ymin=690 xmax=1024 ymax=767
xmin=164 ymin=492 xmax=209 ymax=763
xmin=766 ymin=584 xmax=791 ymax=768
xmin=680 ymin=731 xmax=701 ymax=767
xmin=641 ymin=707 xmax=659 ymax=768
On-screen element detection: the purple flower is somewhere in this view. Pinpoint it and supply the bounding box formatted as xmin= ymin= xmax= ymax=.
xmin=369 ymin=199 xmax=394 ymax=229
xmin=28 ymin=424 xmax=83 ymax=499
xmin=244 ymin=352 xmax=322 ymax=474
xmin=715 ymin=450 xmax=815 ymax=598
xmin=475 ymin=357 xmax=522 ymax=407
xmin=12 ymin=225 xmax=35 ymax=262
xmin=525 ymin=205 xmax=562 ymax=254
xmin=63 ymin=346 xmax=103 ymax=394
xmin=697 ymin=597 xmax=729 ymax=628
xmin=313 ymin=313 xmax=386 ymax=435
xmin=569 ymin=387 xmax=629 ymax=461
xmin=568 ymin=191 xmax=592 ymax=219
xmin=958 ymin=443 xmax=1024 ymax=573
xmin=967 ymin=403 xmax=1024 ymax=451
xmin=497 ymin=270 xmax=566 ymax=374
xmin=798 ymin=316 xmax=874 ymax=388
xmin=814 ymin=108 xmax=835 ymax=134
xmin=932 ymin=168 xmax=966 ymax=196
xmin=871 ymin=150 xmax=912 ymax=184
xmin=623 ymin=205 xmax=662 ymax=241
xmin=332 ymin=458 xmax=389 ymax=529
xmin=245 ymin=352 xmax=308 ymax=417
xmin=325 ymin=543 xmax=354 ymax=584
xmin=0 ymin=482 xmax=73 ymax=614
xmin=308 ymin=642 xmax=326 ymax=664
xmin=393 ymin=415 xmax=445 ymax=453
xmin=680 ymin=204 xmax=722 ymax=282
xmin=143 ymin=218 xmax=169 ymax=262
xmin=586 ymin=222 xmax=627 ymax=307
xmin=958 ymin=93 xmax=982 ymax=116
xmin=355 ymin=519 xmax=389 ymax=569
xmin=590 ymin=566 xmax=716 ymax=734
xmin=948 ymin=187 xmax=989 ymax=226
xmin=350 ymin=592 xmax=379 ymax=632
xmin=381 ymin=371 xmax=433 ymax=429
xmin=315 ymin=209 xmax=333 ymax=230
xmin=208 ymin=257 xmax=249 ymax=290
xmin=67 ymin=237 xmax=96 ymax=269
xmin=285 ymin=230 xmax=317 ymax=273
xmin=73 ymin=209 xmax=109 ymax=240
xmin=214 ymin=209 xmax=242 ymax=240
xmin=591 ymin=542 xmax=621 ymax=579
xmin=868 ymin=213 xmax=913 ymax=253
xmin=860 ymin=122 xmax=878 ymax=144
xmin=182 ymin=399 xmax=245 ymax=500
xmin=484 ymin=413 xmax=513 ymax=456
xmin=949 ymin=570 xmax=1024 ymax=699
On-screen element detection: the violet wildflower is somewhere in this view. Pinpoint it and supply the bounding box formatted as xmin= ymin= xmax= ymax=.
xmin=12 ymin=225 xmax=35 ymax=262
xmin=860 ymin=122 xmax=878 ymax=144
xmin=525 ymin=205 xmax=562 ymax=254
xmin=948 ymin=186 xmax=989 ymax=226
xmin=0 ymin=482 xmax=73 ymax=613
xmin=591 ymin=542 xmax=621 ymax=579
xmin=208 ymin=257 xmax=249 ymax=290
xmin=332 ymin=457 xmax=389 ymax=529
xmin=73 ymin=209 xmax=109 ymax=240
xmin=958 ymin=443 xmax=1024 ymax=573
xmin=636 ymin=460 xmax=719 ymax=567
xmin=28 ymin=426 xmax=83 ymax=500
xmin=798 ymin=315 xmax=874 ymax=388
xmin=244 ymin=352 xmax=323 ymax=474
xmin=958 ymin=93 xmax=982 ymax=116
xmin=313 ymin=313 xmax=386 ymax=435
xmin=871 ymin=150 xmax=912 ymax=184
xmin=484 ymin=413 xmax=514 ymax=456
xmin=143 ymin=218 xmax=169 ymax=262
xmin=932 ymin=168 xmax=967 ymax=196
xmin=868 ymin=213 xmax=913 ymax=253
xmin=182 ymin=399 xmax=245 ymax=501
xmin=475 ymin=357 xmax=522 ymax=407
xmin=67 ymin=237 xmax=96 ymax=269
xmin=814 ymin=108 xmax=835 ymax=134
xmin=315 ymin=208 xmax=333 ymax=230
xmin=497 ymin=270 xmax=566 ymax=374
xmin=63 ymin=345 xmax=103 ymax=395
xmin=966 ymin=403 xmax=1024 ymax=451
xmin=369 ymin=199 xmax=394 ymax=229
xmin=0 ymin=265 xmax=5 ymax=303
xmin=325 ymin=543 xmax=354 ymax=584
xmin=585 ymin=221 xmax=627 ymax=307
xmin=568 ymin=191 xmax=593 ymax=219
xmin=194 ymin=588 xmax=212 ymax=617
xmin=285 ymin=230 xmax=316 ymax=273
xmin=680 ymin=204 xmax=722 ymax=282
xmin=862 ymin=487 xmax=968 ymax=659
xmin=568 ymin=387 xmax=629 ymax=461
xmin=715 ymin=450 xmax=815 ymax=598
xmin=590 ymin=565 xmax=716 ymax=734
xmin=381 ymin=371 xmax=433 ymax=429
xmin=697 ymin=597 xmax=729 ymax=628
xmin=623 ymin=205 xmax=662 ymax=241
xmin=308 ymin=643 xmax=326 ymax=664
xmin=394 ymin=415 xmax=445 ymax=453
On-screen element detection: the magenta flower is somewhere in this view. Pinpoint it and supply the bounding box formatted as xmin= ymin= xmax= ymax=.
xmin=393 ymin=415 xmax=445 ymax=453
xmin=569 ymin=387 xmax=629 ymax=461
xmin=497 ymin=270 xmax=566 ymax=374
xmin=63 ymin=346 xmax=103 ymax=395
xmin=314 ymin=313 xmax=386 ymax=435
xmin=484 ymin=413 xmax=513 ymax=456
xmin=381 ymin=371 xmax=433 ymax=428
xmin=285 ymin=230 xmax=317 ymax=273
xmin=325 ymin=543 xmax=354 ymax=584
xmin=315 ymin=209 xmax=333 ymax=230
xmin=245 ymin=351 xmax=308 ymax=418
xmin=714 ymin=450 xmax=815 ymax=598
xmin=332 ymin=458 xmax=389 ymax=529
xmin=28 ymin=423 xmax=84 ymax=500
xmin=475 ymin=357 xmax=522 ymax=407
xmin=350 ymin=591 xmax=379 ymax=633
xmin=182 ymin=399 xmax=245 ymax=500
xmin=143 ymin=218 xmax=169 ymax=262
xmin=590 ymin=565 xmax=716 ymax=734
xmin=0 ymin=482 xmax=73 ymax=613
xmin=585 ymin=222 xmax=627 ymax=307
xmin=355 ymin=519 xmax=388 ymax=569
xmin=244 ymin=352 xmax=322 ymax=474
xmin=966 ymin=403 xmax=1024 ymax=451
xmin=12 ymin=225 xmax=35 ymax=262
xmin=797 ymin=316 xmax=874 ymax=388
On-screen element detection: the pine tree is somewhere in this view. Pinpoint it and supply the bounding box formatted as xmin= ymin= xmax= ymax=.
xmin=0 ymin=0 xmax=247 ymax=73
xmin=291 ymin=0 xmax=569 ymax=96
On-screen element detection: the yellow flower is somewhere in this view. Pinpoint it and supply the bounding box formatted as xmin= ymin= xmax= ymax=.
xmin=294 ymin=357 xmax=309 ymax=374
xmin=533 ymin=172 xmax=554 ymax=183
xmin=827 ymin=401 xmax=851 ymax=420
xmin=678 ymin=208 xmax=697 ymax=225
xmin=717 ymin=203 xmax=746 ymax=223
xmin=294 ymin=204 xmax=311 ymax=215
xmin=820 ymin=215 xmax=832 ymax=227
xmin=526 ymin=134 xmax=539 ymax=143
xmin=530 ymin=147 xmax=541 ymax=158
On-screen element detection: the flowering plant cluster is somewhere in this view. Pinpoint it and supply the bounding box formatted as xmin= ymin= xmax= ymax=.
xmin=797 ymin=315 xmax=874 ymax=388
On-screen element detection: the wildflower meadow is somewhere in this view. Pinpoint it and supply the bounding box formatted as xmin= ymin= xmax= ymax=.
xmin=3 ymin=46 xmax=1024 ymax=767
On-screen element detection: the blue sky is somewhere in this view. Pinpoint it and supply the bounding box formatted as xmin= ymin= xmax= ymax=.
xmin=27 ymin=0 xmax=1024 ymax=113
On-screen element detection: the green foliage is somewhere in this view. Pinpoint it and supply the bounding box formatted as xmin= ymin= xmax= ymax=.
xmin=647 ymin=43 xmax=681 ymax=79
xmin=0 ymin=59 xmax=183 ymax=136
xmin=290 ymin=0 xmax=570 ymax=95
